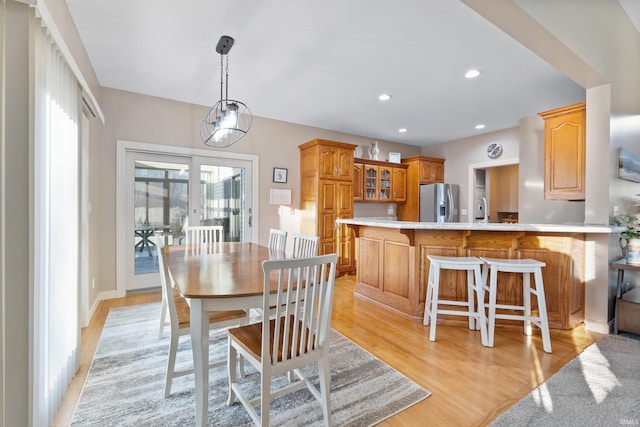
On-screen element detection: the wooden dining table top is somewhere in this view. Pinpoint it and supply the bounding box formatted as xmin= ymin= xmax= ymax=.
xmin=164 ymin=242 xmax=287 ymax=299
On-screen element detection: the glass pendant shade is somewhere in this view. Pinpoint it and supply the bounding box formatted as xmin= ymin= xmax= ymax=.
xmin=201 ymin=99 xmax=252 ymax=147
xmin=201 ymin=36 xmax=252 ymax=148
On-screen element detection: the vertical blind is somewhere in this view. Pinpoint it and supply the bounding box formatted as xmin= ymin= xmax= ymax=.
xmin=32 ymin=12 xmax=80 ymax=425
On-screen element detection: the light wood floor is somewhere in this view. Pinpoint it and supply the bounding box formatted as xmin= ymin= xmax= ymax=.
xmin=53 ymin=275 xmax=602 ymax=426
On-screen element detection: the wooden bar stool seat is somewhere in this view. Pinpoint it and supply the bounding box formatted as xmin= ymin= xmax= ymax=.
xmin=423 ymin=255 xmax=488 ymax=345
xmin=480 ymin=257 xmax=552 ymax=353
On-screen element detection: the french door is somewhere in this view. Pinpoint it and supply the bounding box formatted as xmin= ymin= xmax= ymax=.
xmin=118 ymin=142 xmax=256 ymax=293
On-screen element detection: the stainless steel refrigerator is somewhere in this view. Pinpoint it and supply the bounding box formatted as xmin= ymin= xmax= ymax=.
xmin=420 ymin=183 xmax=459 ymax=222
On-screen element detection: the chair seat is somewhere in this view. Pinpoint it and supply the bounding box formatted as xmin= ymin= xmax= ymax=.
xmin=173 ymin=287 xmax=246 ymax=330
xmin=229 ymin=317 xmax=315 ymax=362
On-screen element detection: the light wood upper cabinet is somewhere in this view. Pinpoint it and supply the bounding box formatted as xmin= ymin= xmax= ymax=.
xmin=317 ymin=144 xmax=354 ymax=181
xmin=419 ymin=160 xmax=444 ymax=184
xmin=353 ymin=163 xmax=364 ymax=201
xmin=538 ymin=102 xmax=586 ymax=201
xmin=392 ymin=167 xmax=407 ymax=202
xmin=354 ymin=159 xmax=407 ymax=203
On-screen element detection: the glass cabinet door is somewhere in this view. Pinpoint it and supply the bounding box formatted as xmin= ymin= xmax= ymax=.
xmin=379 ymin=167 xmax=391 ymax=200
xmin=364 ymin=165 xmax=378 ymax=200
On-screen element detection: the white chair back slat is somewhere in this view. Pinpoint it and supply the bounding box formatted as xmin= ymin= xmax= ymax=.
xmin=291 ymin=233 xmax=319 ymax=258
xmin=268 ymin=228 xmax=287 ymax=252
xmin=263 ymin=254 xmax=337 ymax=367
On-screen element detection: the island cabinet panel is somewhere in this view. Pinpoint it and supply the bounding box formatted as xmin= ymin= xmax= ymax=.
xmin=348 ymin=224 xmax=586 ymax=329
xmin=383 ymin=241 xmax=411 ymax=298
xmin=358 ymin=238 xmax=381 ymax=288
xmin=516 ymin=233 xmax=585 ymax=330
xmin=354 ymin=228 xmax=417 ymax=316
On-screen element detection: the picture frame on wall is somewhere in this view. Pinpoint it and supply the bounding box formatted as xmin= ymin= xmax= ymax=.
xmin=619 ymin=147 xmax=640 ymax=183
xmin=273 ymin=167 xmax=288 ymax=183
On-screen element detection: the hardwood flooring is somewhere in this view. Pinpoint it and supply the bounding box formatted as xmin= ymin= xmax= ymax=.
xmin=52 ymin=275 xmax=601 ymax=427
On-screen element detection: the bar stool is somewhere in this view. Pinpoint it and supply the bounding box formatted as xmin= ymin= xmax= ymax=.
xmin=423 ymin=255 xmax=488 ymax=345
xmin=480 ymin=257 xmax=552 ymax=353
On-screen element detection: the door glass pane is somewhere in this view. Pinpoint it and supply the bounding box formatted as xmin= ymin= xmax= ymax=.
xmin=134 ymin=160 xmax=189 ymax=275
xmin=199 ymin=165 xmax=244 ymax=242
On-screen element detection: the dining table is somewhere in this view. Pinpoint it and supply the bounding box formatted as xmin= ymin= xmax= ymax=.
xmin=164 ymin=241 xmax=287 ymax=426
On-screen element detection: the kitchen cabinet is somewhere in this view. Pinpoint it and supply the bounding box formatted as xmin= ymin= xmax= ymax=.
xmin=354 ymin=159 xmax=408 ymax=202
xmin=420 ymin=159 xmax=444 ymax=183
xmin=396 ymin=155 xmax=445 ymax=221
xmin=300 ymin=139 xmax=357 ymax=273
xmin=353 ymin=163 xmax=364 ymax=201
xmin=347 ymin=222 xmax=585 ymax=329
xmin=538 ymin=102 xmax=586 ymax=201
xmin=317 ymin=143 xmax=354 ymax=181
xmin=392 ymin=167 xmax=407 ymax=202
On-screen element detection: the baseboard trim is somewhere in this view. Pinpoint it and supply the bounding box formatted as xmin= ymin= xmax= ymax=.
xmin=87 ymin=290 xmax=119 ymax=324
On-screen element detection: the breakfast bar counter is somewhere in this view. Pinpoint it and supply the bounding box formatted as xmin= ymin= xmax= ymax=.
xmin=336 ymin=218 xmax=621 ymax=330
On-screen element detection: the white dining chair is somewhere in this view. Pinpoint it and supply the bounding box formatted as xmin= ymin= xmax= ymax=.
xmin=227 ymin=253 xmax=338 ymax=427
xmin=291 ymin=233 xmax=319 ymax=258
xmin=268 ymin=228 xmax=287 ymax=252
xmin=155 ymin=235 xmax=247 ymax=397
xmin=185 ymin=225 xmax=224 ymax=245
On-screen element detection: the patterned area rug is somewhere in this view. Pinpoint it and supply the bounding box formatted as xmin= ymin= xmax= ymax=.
xmin=71 ymin=303 xmax=430 ymax=426
xmin=490 ymin=334 xmax=640 ymax=426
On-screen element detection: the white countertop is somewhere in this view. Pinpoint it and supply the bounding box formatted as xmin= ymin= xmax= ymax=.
xmin=338 ymin=217 xmax=624 ymax=234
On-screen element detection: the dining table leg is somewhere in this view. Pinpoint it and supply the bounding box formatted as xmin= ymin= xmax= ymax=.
xmin=190 ymin=299 xmax=208 ymax=427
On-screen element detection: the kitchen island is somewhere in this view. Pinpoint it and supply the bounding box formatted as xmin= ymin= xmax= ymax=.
xmin=337 ymin=218 xmax=622 ymax=330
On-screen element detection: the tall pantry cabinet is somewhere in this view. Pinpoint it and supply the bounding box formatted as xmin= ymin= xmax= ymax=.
xmin=299 ymin=139 xmax=358 ymax=273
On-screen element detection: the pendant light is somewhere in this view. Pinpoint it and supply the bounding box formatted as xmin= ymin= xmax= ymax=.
xmin=200 ymin=36 xmax=252 ymax=148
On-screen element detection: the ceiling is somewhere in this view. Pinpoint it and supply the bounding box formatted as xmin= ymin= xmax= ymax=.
xmin=65 ymin=0 xmax=601 ymax=147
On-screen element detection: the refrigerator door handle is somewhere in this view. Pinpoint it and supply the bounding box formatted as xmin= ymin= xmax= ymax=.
xmin=447 ymin=187 xmax=454 ymax=222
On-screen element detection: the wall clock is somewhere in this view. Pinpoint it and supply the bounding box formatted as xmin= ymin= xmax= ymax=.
xmin=486 ymin=142 xmax=503 ymax=159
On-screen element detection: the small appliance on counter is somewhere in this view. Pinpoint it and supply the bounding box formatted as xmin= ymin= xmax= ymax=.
xmin=420 ymin=183 xmax=459 ymax=222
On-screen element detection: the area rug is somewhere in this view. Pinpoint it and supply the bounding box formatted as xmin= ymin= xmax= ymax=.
xmin=71 ymin=303 xmax=430 ymax=426
xmin=490 ymin=334 xmax=640 ymax=426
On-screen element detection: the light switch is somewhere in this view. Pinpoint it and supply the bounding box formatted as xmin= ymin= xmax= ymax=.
xmin=461 ymin=209 xmax=467 ymax=216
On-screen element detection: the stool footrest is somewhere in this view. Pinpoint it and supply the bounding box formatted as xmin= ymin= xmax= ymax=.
xmin=435 ymin=300 xmax=473 ymax=308
xmin=494 ymin=304 xmax=526 ymax=312
xmin=436 ymin=308 xmax=481 ymax=317
xmin=493 ymin=313 xmax=542 ymax=322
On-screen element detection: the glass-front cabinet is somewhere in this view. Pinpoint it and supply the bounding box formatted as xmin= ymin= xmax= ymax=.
xmin=359 ymin=160 xmax=406 ymax=202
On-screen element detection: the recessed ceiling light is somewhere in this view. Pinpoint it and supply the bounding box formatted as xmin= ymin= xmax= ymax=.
xmin=475 ymin=124 xmax=486 ymax=130
xmin=465 ymin=69 xmax=481 ymax=79
xmin=398 ymin=128 xmax=407 ymax=133
xmin=378 ymin=94 xmax=392 ymax=101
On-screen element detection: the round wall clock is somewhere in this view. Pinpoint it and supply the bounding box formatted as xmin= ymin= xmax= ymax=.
xmin=486 ymin=142 xmax=503 ymax=159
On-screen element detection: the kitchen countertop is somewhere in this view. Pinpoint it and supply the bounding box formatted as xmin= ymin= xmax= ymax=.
xmin=337 ymin=217 xmax=624 ymax=234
